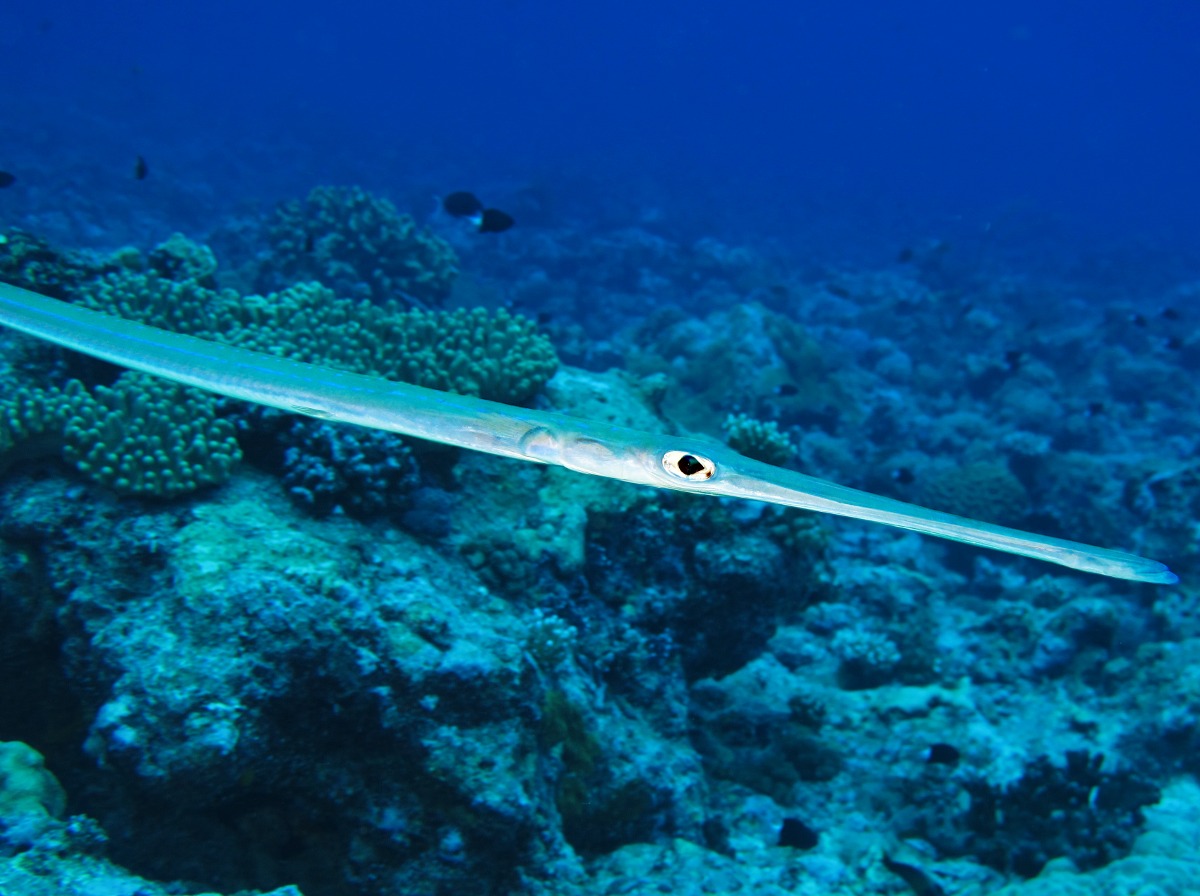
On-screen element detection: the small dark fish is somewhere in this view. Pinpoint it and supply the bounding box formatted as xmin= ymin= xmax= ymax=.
xmin=883 ymin=854 xmax=946 ymax=896
xmin=924 ymin=743 xmax=960 ymax=765
xmin=536 ymin=311 xmax=554 ymax=326
xmin=134 ymin=156 xmax=149 ymax=180
xmin=896 ymin=247 xmax=915 ymax=263
xmin=774 ymin=382 xmax=799 ymax=397
xmin=777 ymin=817 xmax=818 ymax=850
xmin=1164 ymin=336 xmax=1182 ymax=351
xmin=1128 ymin=312 xmax=1147 ymax=328
xmin=478 ymin=208 xmax=515 ymax=234
xmin=1160 ymin=307 xmax=1180 ymax=321
xmin=304 ymin=233 xmax=315 ymax=253
xmin=443 ymin=191 xmax=484 ymax=218
xmin=1085 ymin=401 xmax=1105 ymax=418
xmin=891 ymin=467 xmax=915 ymax=485
xmin=0 ymin=171 xmax=15 ymax=188
xmin=826 ymin=283 xmax=851 ymax=299
xmin=1003 ymin=349 xmax=1023 ymax=372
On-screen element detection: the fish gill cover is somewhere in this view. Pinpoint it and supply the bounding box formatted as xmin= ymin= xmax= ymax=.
xmin=0 ymin=2 xmax=1198 ymax=896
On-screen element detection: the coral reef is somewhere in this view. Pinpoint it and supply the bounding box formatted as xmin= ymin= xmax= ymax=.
xmin=0 ymin=230 xmax=131 ymax=300
xmin=279 ymin=418 xmax=419 ymax=519
xmin=1 ymin=375 xmax=239 ymax=498
xmin=919 ymin=461 xmax=1030 ymax=526
xmin=77 ymin=273 xmax=558 ymax=404
xmin=263 ymin=185 xmax=459 ymax=304
xmin=723 ymin=413 xmax=795 ymax=466
xmin=0 ymin=383 xmax=80 ymax=469
xmin=830 ymin=626 xmax=902 ymax=690
xmin=935 ymin=751 xmax=1161 ymax=878
xmin=0 ymin=742 xmax=66 ymax=826
xmin=145 ymin=232 xmax=218 ymax=286
xmin=1 ymin=192 xmax=1197 ymax=896
xmin=64 ymin=373 xmax=240 ymax=498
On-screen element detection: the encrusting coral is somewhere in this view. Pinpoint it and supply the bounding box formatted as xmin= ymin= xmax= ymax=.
xmin=919 ymin=461 xmax=1030 ymax=526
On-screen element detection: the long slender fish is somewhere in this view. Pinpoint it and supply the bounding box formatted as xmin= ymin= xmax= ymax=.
xmin=0 ymin=281 xmax=1178 ymax=584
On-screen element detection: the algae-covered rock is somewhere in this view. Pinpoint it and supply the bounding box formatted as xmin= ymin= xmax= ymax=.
xmin=0 ymin=741 xmax=66 ymax=822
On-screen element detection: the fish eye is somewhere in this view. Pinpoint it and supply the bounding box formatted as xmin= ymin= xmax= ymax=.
xmin=662 ymin=450 xmax=716 ymax=481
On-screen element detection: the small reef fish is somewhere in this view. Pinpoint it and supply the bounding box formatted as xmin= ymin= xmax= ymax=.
xmin=134 ymin=156 xmax=149 ymax=180
xmin=777 ymin=817 xmax=818 ymax=850
xmin=891 ymin=467 xmax=916 ymax=485
xmin=0 ymin=172 xmax=15 ymax=188
xmin=443 ymin=190 xmax=485 ymax=217
xmin=442 ymin=190 xmax=515 ymax=233
xmin=924 ymin=743 xmax=960 ymax=766
xmin=478 ymin=208 xmax=515 ymax=234
xmin=882 ymin=854 xmax=946 ymax=896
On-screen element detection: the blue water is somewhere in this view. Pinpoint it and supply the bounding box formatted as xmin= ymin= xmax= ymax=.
xmin=1 ymin=3 xmax=1198 ymax=896
xmin=5 ymin=2 xmax=1200 ymax=250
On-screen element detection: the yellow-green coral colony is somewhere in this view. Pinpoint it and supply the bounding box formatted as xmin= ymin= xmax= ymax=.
xmin=1 ymin=232 xmax=557 ymax=497
xmin=63 ymin=374 xmax=240 ymax=498
xmin=0 ymin=375 xmax=239 ymax=498
xmin=77 ymin=274 xmax=557 ymax=405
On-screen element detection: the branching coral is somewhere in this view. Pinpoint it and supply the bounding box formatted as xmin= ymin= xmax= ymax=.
xmin=280 ymin=418 xmax=418 ymax=518
xmin=145 ymin=232 xmax=219 ymax=287
xmin=264 ymin=185 xmax=459 ymax=304
xmin=0 ymin=229 xmax=131 ymax=300
xmin=723 ymin=413 xmax=795 ymax=466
